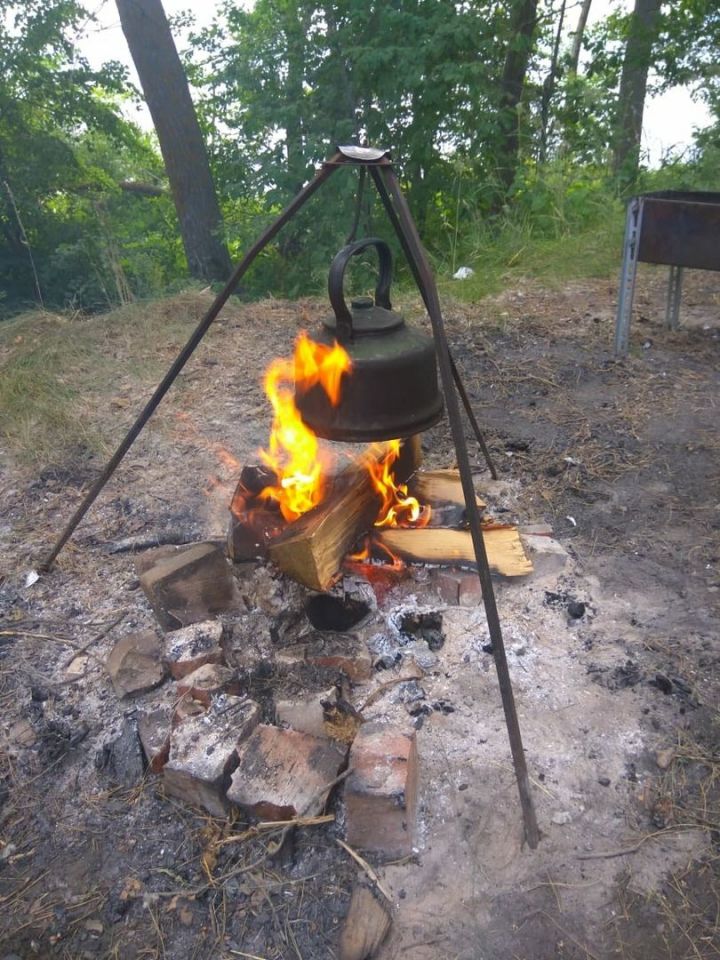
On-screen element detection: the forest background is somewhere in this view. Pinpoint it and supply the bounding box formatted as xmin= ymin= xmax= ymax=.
xmin=0 ymin=0 xmax=718 ymax=318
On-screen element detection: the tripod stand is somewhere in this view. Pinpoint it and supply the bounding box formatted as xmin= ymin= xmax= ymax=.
xmin=41 ymin=146 xmax=539 ymax=848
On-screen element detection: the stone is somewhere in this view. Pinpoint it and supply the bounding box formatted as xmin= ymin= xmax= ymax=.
xmin=164 ymin=620 xmax=226 ymax=680
xmin=522 ymin=534 xmax=569 ymax=578
xmin=276 ymin=632 xmax=372 ymax=683
xmin=176 ymin=663 xmax=242 ymax=706
xmin=163 ymin=696 xmax=260 ymax=817
xmin=551 ymin=811 xmax=572 ymax=826
xmin=227 ymin=724 xmax=346 ymax=821
xmin=655 ymin=747 xmax=675 ymax=770
xmin=137 ymin=705 xmax=173 ymax=773
xmin=107 ymin=630 xmax=166 ymax=697
xmin=345 ymin=723 xmax=418 ymax=859
xmin=139 ymin=541 xmax=241 ymax=630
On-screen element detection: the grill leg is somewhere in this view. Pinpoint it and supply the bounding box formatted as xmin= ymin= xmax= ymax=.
xmin=665 ymin=265 xmax=683 ymax=331
xmin=614 ymin=198 xmax=643 ymax=357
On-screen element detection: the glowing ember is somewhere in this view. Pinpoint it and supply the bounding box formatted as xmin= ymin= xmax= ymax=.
xmin=363 ymin=440 xmax=432 ymax=529
xmin=258 ymin=332 xmax=352 ymax=522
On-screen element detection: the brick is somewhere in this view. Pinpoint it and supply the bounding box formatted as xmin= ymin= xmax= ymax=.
xmin=137 ymin=705 xmax=172 ymax=773
xmin=276 ymin=632 xmax=372 ymax=683
xmin=457 ymin=571 xmax=483 ymax=607
xmin=345 ymin=722 xmax=418 ymax=859
xmin=227 ymin=724 xmax=346 ymax=821
xmin=107 ymin=630 xmax=167 ymax=697
xmin=163 ymin=696 xmax=260 ymax=816
xmin=164 ymin=620 xmax=226 ymax=680
xmin=139 ymin=541 xmax=241 ymax=630
xmin=176 ymin=663 xmax=242 ymax=706
xmin=435 ymin=570 xmax=461 ymax=605
xmin=522 ymin=534 xmax=569 ymax=578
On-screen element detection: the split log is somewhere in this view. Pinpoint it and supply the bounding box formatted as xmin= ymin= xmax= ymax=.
xmin=267 ymin=438 xmax=422 ymax=591
xmin=409 ymin=468 xmax=486 ymax=508
xmin=339 ymin=881 xmax=393 ymax=960
xmin=374 ymin=526 xmax=533 ymax=577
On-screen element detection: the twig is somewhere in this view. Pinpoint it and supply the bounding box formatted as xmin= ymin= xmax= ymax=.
xmin=358 ymin=674 xmax=425 ymax=712
xmin=335 ymin=838 xmax=393 ymax=903
xmin=215 ymin=814 xmax=334 ymax=848
xmin=577 ymin=823 xmax=704 ymax=861
xmin=0 ymin=631 xmax=78 ymax=647
xmin=63 ymin=611 xmax=127 ymax=668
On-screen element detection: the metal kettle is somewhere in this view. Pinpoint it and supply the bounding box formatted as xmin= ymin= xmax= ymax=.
xmin=294 ymin=237 xmax=444 ymax=442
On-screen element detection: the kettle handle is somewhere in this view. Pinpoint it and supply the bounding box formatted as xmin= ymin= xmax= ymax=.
xmin=328 ymin=237 xmax=393 ymax=344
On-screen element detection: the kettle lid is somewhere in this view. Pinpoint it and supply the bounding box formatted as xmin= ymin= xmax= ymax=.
xmin=323 ymin=295 xmax=403 ymax=336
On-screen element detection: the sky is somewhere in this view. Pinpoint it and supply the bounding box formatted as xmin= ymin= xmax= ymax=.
xmin=81 ymin=0 xmax=713 ymax=166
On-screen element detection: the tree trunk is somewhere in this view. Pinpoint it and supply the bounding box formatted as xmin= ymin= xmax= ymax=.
xmin=568 ymin=0 xmax=593 ymax=76
xmin=115 ymin=0 xmax=231 ymax=282
xmin=539 ymin=0 xmax=567 ymax=162
xmin=612 ymin=0 xmax=662 ymax=183
xmin=495 ymin=0 xmax=539 ymax=198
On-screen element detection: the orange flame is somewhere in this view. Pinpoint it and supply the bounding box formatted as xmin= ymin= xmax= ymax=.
xmin=258 ymin=332 xmax=352 ymax=522
xmin=363 ymin=440 xmax=432 ymax=528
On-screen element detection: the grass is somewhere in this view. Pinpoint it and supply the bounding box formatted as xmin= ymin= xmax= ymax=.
xmin=0 ymin=290 xmax=220 ymax=469
xmin=435 ymin=198 xmax=626 ymax=302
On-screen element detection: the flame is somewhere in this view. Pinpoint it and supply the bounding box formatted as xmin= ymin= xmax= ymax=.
xmin=258 ymin=332 xmax=352 ymax=522
xmin=363 ymin=440 xmax=432 ymax=528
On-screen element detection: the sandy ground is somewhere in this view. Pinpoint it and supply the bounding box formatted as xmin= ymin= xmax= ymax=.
xmin=0 ymin=263 xmax=719 ymax=959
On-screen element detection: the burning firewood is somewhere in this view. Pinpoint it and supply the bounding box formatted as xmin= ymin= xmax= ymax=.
xmin=267 ymin=437 xmax=422 ymax=591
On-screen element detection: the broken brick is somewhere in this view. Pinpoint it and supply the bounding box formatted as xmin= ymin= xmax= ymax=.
xmin=139 ymin=541 xmax=241 ymax=630
xmin=164 ymin=620 xmax=226 ymax=680
xmin=344 ymin=722 xmax=418 ymax=859
xmin=163 ymin=696 xmax=260 ymax=817
xmin=137 ymin=704 xmax=172 ymax=773
xmin=107 ymin=630 xmax=167 ymax=697
xmin=227 ymin=724 xmax=346 ymax=821
xmin=176 ymin=663 xmax=242 ymax=706
xmin=276 ymin=632 xmax=372 ymax=683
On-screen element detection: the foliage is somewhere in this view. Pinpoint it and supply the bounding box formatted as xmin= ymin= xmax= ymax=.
xmin=0 ymin=0 xmax=185 ymax=314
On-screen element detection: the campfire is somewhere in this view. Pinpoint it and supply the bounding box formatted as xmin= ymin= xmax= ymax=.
xmin=227 ymin=330 xmax=532 ymax=591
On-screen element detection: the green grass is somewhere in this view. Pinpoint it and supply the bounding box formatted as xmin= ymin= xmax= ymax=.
xmin=435 ymin=197 xmax=626 ymax=302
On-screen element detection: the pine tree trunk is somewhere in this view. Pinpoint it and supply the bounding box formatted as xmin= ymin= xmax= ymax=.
xmin=613 ymin=0 xmax=662 ymax=183
xmin=115 ymin=0 xmax=231 ymax=282
xmin=495 ymin=0 xmax=539 ymax=198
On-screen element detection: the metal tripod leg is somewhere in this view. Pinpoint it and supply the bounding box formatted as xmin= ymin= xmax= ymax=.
xmin=367 ymin=167 xmax=498 ymax=480
xmin=41 ymin=154 xmax=343 ymax=570
xmin=379 ymin=165 xmax=540 ymax=849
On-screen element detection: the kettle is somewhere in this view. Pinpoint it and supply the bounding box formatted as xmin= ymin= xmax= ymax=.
xmin=294 ymin=237 xmax=444 ymax=442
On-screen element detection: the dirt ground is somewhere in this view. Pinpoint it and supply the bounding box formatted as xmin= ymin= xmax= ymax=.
xmin=0 ymin=263 xmax=719 ymax=960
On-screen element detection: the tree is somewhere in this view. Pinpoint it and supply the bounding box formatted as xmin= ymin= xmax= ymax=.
xmin=568 ymin=0 xmax=593 ymax=76
xmin=612 ymin=0 xmax=662 ymax=182
xmin=116 ymin=0 xmax=231 ymax=281
xmin=495 ymin=0 xmax=540 ymax=196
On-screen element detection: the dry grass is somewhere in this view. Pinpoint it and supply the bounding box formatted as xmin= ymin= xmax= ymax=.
xmin=0 ymin=290 xmax=229 ymax=469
